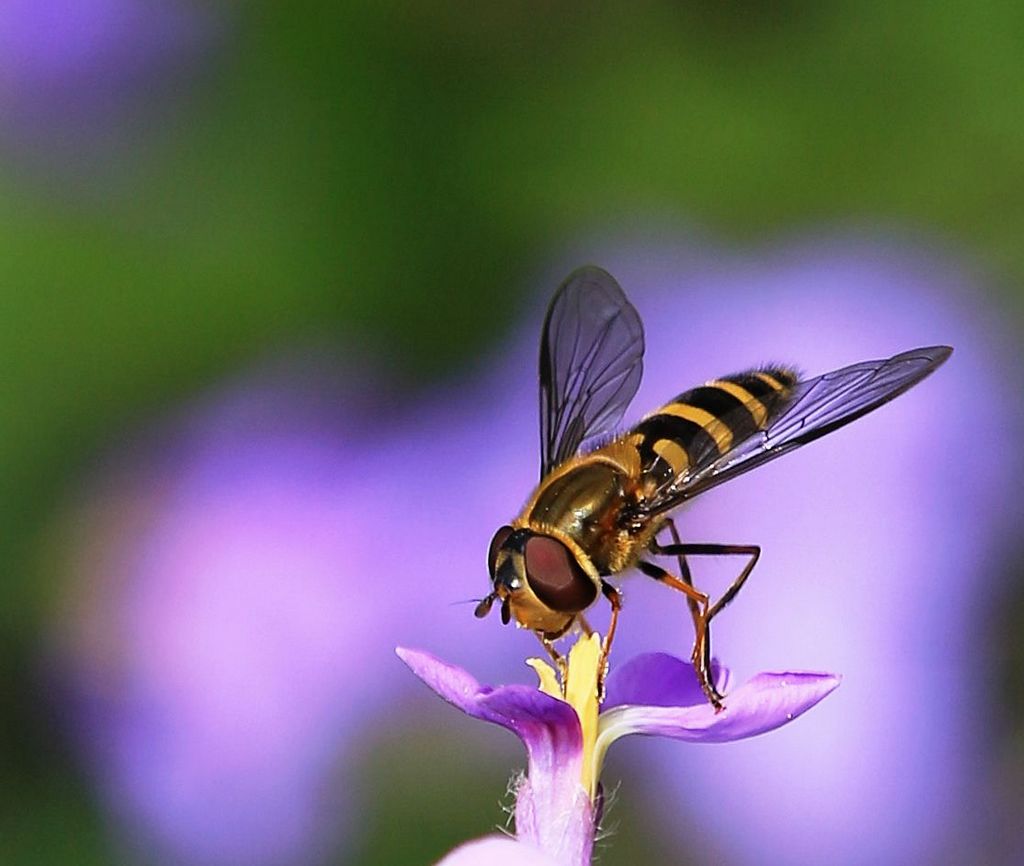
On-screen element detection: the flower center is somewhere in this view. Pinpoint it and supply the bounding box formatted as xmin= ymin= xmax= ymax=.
xmin=527 ymin=633 xmax=601 ymax=799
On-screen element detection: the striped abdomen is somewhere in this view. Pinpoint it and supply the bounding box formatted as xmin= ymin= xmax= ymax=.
xmin=629 ymin=367 xmax=799 ymax=485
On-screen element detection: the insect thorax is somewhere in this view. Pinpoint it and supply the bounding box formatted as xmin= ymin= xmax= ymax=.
xmin=523 ymin=458 xmax=646 ymax=576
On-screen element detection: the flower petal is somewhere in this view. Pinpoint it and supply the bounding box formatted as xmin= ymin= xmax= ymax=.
xmin=435 ymin=835 xmax=566 ymax=866
xmin=396 ymin=647 xmax=578 ymax=733
xmin=598 ymin=671 xmax=840 ymax=748
xmin=399 ymin=648 xmax=592 ymax=866
xmin=465 ymin=686 xmax=592 ymax=866
xmin=479 ymin=688 xmax=582 ymax=767
xmin=396 ymin=646 xmax=495 ymax=719
xmin=603 ymin=653 xmax=730 ymax=709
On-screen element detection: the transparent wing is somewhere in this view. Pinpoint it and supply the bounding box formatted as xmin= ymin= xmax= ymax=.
xmin=644 ymin=345 xmax=952 ymax=511
xmin=539 ymin=266 xmax=645 ymax=477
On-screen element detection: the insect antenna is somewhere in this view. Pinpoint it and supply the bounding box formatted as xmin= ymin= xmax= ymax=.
xmin=473 ymin=592 xmax=498 ymax=619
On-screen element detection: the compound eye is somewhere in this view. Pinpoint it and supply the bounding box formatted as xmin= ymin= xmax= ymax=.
xmin=487 ymin=525 xmax=514 ymax=576
xmin=523 ymin=535 xmax=597 ymax=613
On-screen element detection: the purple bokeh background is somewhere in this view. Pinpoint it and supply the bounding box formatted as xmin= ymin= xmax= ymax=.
xmin=51 ymin=232 xmax=1022 ymax=864
xmin=53 ymin=356 xmax=411 ymax=865
xmin=0 ymin=0 xmax=219 ymax=180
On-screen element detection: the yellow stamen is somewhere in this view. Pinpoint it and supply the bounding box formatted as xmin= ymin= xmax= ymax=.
xmin=526 ymin=657 xmax=562 ymax=698
xmin=527 ymin=633 xmax=602 ymax=799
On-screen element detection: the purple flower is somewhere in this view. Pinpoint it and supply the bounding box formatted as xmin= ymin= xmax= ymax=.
xmin=399 ymin=635 xmax=840 ymax=865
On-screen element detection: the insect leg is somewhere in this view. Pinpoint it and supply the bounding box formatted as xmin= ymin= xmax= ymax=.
xmin=652 ymin=519 xmax=701 ymax=637
xmin=596 ymin=580 xmax=621 ymax=702
xmin=649 ymin=542 xmax=761 ymax=622
xmin=637 ymin=560 xmax=722 ymax=710
xmin=647 ymin=542 xmax=760 ymax=687
xmin=536 ymin=633 xmax=569 ymax=688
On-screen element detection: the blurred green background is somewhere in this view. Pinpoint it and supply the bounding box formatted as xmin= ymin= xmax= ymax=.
xmin=3 ymin=2 xmax=1024 ymax=864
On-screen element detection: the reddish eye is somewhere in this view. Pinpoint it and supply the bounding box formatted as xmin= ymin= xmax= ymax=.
xmin=523 ymin=535 xmax=597 ymax=613
xmin=488 ymin=525 xmax=514 ymax=576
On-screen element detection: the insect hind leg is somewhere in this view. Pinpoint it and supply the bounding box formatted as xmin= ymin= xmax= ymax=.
xmin=655 ymin=518 xmax=701 ymax=633
xmin=636 ymin=560 xmax=722 ymax=710
xmin=646 ymin=540 xmax=761 ymax=706
xmin=651 ymin=542 xmax=761 ymax=625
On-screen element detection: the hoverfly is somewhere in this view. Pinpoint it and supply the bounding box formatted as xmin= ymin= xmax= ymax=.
xmin=474 ymin=266 xmax=951 ymax=709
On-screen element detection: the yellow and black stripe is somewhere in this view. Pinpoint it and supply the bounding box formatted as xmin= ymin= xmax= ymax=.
xmin=630 ymin=366 xmax=798 ymax=481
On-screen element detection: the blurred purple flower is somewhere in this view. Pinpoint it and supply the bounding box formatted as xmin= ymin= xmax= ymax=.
xmin=53 ymin=356 xmax=412 ymax=866
xmin=0 ymin=0 xmax=220 ymax=178
xmin=400 ymin=639 xmax=839 ymax=865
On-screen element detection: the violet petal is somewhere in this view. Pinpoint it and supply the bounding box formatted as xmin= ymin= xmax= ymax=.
xmin=599 ymin=672 xmax=840 ymax=746
xmin=480 ymin=688 xmax=583 ymax=772
xmin=399 ymin=648 xmax=592 ymax=865
xmin=481 ymin=688 xmax=592 ymax=865
xmin=396 ymin=647 xmax=496 ymax=721
xmin=396 ymin=647 xmax=578 ymax=735
xmin=603 ymin=653 xmax=730 ymax=709
xmin=435 ymin=835 xmax=566 ymax=866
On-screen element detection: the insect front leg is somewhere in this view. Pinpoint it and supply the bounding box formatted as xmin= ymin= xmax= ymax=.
xmin=637 ymin=560 xmax=722 ymax=710
xmin=596 ymin=580 xmax=622 ymax=703
xmin=536 ymin=632 xmax=569 ymax=689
